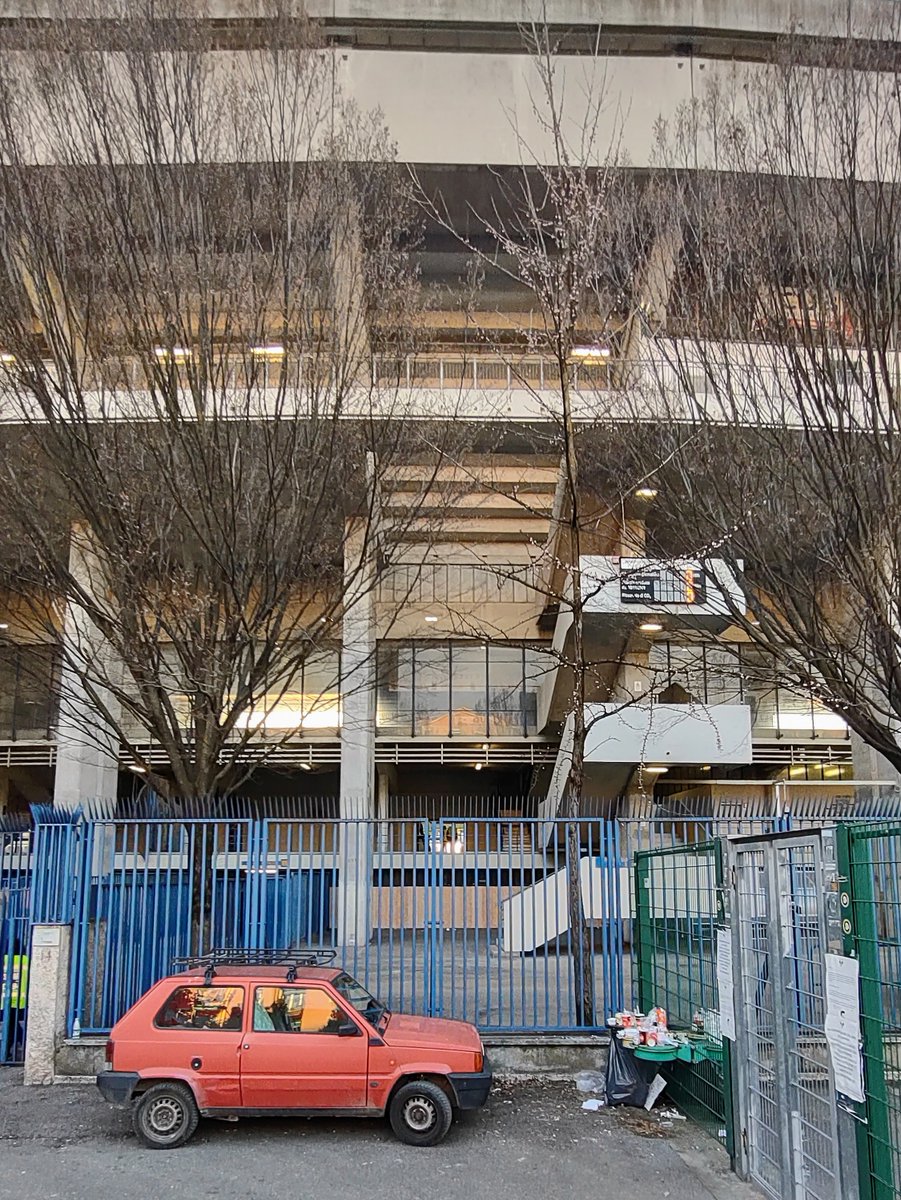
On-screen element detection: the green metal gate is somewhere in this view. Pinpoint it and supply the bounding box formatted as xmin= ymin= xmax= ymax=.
xmin=837 ymin=823 xmax=901 ymax=1200
xmin=634 ymin=841 xmax=733 ymax=1151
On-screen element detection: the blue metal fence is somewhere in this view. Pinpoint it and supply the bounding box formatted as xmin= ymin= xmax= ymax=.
xmin=23 ymin=810 xmax=816 ymax=1037
xmin=1 ymin=822 xmax=32 ymax=1063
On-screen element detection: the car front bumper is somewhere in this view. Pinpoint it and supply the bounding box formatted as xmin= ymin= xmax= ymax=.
xmin=96 ymin=1070 xmax=141 ymax=1106
xmin=447 ymin=1059 xmax=493 ymax=1109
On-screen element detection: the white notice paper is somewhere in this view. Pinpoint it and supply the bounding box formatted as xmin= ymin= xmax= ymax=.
xmin=716 ymin=928 xmax=736 ymax=1041
xmin=824 ymin=953 xmax=865 ymax=1103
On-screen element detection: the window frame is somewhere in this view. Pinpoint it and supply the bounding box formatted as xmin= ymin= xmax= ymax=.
xmin=153 ymin=985 xmax=246 ymax=1032
xmin=251 ymin=984 xmax=355 ymax=1036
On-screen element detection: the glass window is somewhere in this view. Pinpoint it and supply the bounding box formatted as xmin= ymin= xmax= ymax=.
xmin=300 ymin=648 xmax=342 ymax=731
xmin=450 ymin=644 xmax=487 ymax=736
xmin=332 ymin=972 xmax=387 ymax=1029
xmin=488 ymin=645 xmax=525 ymax=736
xmin=155 ymin=986 xmax=244 ymax=1030
xmin=523 ymin=648 xmax=549 ymax=734
xmin=414 ymin=645 xmax=450 ymax=736
xmin=252 ymin=986 xmax=346 ymax=1034
xmin=377 ymin=642 xmax=413 ymax=735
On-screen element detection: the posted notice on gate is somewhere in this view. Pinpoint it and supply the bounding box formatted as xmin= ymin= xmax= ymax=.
xmin=716 ymin=928 xmax=736 ymax=1041
xmin=824 ymin=953 xmax=865 ymax=1103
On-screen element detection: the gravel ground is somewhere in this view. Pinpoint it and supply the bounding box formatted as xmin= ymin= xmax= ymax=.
xmin=0 ymin=1070 xmax=759 ymax=1200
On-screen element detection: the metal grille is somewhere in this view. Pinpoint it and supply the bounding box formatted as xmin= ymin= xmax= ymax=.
xmin=735 ymin=846 xmax=784 ymax=1199
xmin=633 ymin=842 xmax=731 ymax=1146
xmin=838 ymin=823 xmax=901 ymax=1200
xmin=779 ymin=842 xmax=839 ymax=1200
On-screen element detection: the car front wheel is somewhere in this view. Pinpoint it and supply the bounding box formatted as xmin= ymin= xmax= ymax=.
xmin=389 ymin=1080 xmax=453 ymax=1147
xmin=132 ymin=1081 xmax=200 ymax=1149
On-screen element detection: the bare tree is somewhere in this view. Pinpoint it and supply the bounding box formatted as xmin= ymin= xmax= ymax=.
xmin=414 ymin=17 xmax=675 ymax=1025
xmin=625 ymin=17 xmax=901 ymax=777
xmin=0 ymin=0 xmax=461 ymax=804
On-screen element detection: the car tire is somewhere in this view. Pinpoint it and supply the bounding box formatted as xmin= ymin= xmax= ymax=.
xmin=132 ymin=1081 xmax=200 ymax=1149
xmin=389 ymin=1080 xmax=453 ymax=1147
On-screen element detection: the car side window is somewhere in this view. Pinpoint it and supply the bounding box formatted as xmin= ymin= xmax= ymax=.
xmin=253 ymin=986 xmax=346 ymax=1034
xmin=154 ymin=985 xmax=244 ymax=1031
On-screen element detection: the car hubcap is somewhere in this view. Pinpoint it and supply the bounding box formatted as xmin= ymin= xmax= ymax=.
xmin=147 ymin=1096 xmax=184 ymax=1135
xmin=403 ymin=1095 xmax=437 ymax=1132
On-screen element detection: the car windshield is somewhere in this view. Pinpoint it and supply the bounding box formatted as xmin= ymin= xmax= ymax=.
xmin=333 ymin=972 xmax=388 ymax=1029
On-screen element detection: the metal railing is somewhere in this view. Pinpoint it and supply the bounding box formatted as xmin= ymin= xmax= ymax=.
xmin=23 ymin=805 xmax=862 ymax=1040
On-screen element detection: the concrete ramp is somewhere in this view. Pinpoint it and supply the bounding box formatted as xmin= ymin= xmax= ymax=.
xmin=500 ymin=856 xmax=628 ymax=952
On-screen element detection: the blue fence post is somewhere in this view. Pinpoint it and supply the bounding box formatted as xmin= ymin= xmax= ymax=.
xmin=425 ymin=820 xmax=441 ymax=1017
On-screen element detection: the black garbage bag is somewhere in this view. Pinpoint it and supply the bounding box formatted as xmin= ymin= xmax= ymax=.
xmin=605 ymin=1036 xmax=661 ymax=1107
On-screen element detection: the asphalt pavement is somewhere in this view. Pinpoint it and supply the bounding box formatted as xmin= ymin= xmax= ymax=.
xmin=0 ymin=1070 xmax=759 ymax=1200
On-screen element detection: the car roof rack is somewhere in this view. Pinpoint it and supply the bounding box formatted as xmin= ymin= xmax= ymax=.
xmin=171 ymin=948 xmax=338 ymax=985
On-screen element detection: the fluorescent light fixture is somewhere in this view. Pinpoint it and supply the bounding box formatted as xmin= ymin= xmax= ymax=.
xmin=251 ymin=343 xmax=285 ymax=358
xmin=777 ymin=712 xmax=848 ymax=733
xmin=639 ymin=621 xmax=663 ymax=633
xmin=129 ymin=764 xmax=147 ymax=774
xmin=0 ymin=623 xmax=8 ymax=630
xmin=634 ymin=487 xmax=658 ymax=500
xmin=571 ymin=345 xmax=611 ymax=359
xmin=299 ymin=763 xmax=312 ymax=771
xmin=154 ymin=346 xmax=191 ymax=361
xmin=644 ymin=765 xmax=669 ymax=774
xmin=474 ymin=763 xmax=483 ymax=771
xmin=424 ymin=615 xmax=439 ymax=623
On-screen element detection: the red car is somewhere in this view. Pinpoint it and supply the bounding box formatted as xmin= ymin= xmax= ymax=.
xmin=96 ymin=951 xmax=492 ymax=1149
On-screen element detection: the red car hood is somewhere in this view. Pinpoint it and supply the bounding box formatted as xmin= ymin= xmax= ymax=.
xmin=383 ymin=1012 xmax=481 ymax=1053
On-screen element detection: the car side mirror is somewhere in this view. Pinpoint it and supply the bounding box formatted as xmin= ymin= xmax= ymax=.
xmin=337 ymin=1020 xmax=362 ymax=1037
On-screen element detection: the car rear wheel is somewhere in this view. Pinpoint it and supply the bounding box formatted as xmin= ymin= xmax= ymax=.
xmin=132 ymin=1081 xmax=200 ymax=1149
xmin=389 ymin=1080 xmax=453 ymax=1147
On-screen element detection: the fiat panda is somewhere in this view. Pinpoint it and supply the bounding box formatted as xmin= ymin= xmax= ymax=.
xmin=96 ymin=951 xmax=492 ymax=1149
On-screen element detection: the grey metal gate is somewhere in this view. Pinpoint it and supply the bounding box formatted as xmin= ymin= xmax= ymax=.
xmin=725 ymin=830 xmax=857 ymax=1200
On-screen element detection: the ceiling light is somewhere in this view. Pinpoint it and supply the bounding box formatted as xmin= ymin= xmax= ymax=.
xmin=645 ymin=765 xmax=669 ymax=774
xmin=634 ymin=487 xmax=658 ymax=500
xmin=424 ymin=615 xmax=439 ymax=623
xmin=129 ymin=764 xmax=147 ymax=774
xmin=0 ymin=623 xmax=8 ymax=630
xmin=299 ymin=763 xmax=312 ymax=771
xmin=700 ymin=764 xmax=711 ymax=771
xmin=0 ymin=353 xmax=15 ymax=364
xmin=154 ymin=346 xmax=191 ymax=361
xmin=481 ymin=742 xmax=490 ymax=751
xmin=639 ymin=621 xmax=663 ymax=633
xmin=474 ymin=763 xmax=483 ymax=772
xmin=571 ymin=345 xmax=611 ymax=359
xmin=251 ymin=343 xmax=285 ymax=358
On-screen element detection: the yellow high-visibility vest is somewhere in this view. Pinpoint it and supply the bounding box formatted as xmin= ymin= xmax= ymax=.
xmin=1 ymin=954 xmax=28 ymax=1008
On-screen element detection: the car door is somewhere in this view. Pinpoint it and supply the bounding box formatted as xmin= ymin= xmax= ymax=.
xmin=150 ymin=983 xmax=245 ymax=1108
xmin=239 ymin=984 xmax=369 ymax=1109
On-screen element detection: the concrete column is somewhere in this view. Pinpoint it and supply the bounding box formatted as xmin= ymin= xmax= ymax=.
xmin=375 ymin=764 xmax=396 ymax=853
xmin=0 ymin=770 xmax=9 ymax=815
xmin=639 ymin=224 xmax=684 ymax=331
xmin=337 ymin=516 xmax=376 ymax=947
xmin=53 ymin=524 xmax=122 ymax=813
xmin=851 ymin=730 xmax=901 ymax=810
xmin=330 ymin=200 xmax=370 ymax=380
xmin=24 ymin=924 xmax=71 ymax=1086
